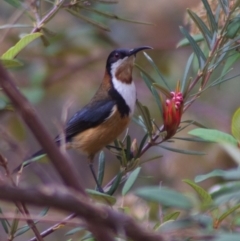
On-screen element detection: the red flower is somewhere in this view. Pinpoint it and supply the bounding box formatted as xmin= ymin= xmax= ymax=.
xmin=163 ymin=91 xmax=183 ymax=138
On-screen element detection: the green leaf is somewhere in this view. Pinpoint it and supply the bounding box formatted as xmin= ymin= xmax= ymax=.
xmin=183 ymin=179 xmax=212 ymax=206
xmin=65 ymin=227 xmax=85 ymax=236
xmin=221 ymin=51 xmax=240 ymax=77
xmin=10 ymin=209 xmax=19 ymax=237
xmin=163 ymin=211 xmax=180 ymax=222
xmin=143 ymin=52 xmax=170 ymax=90
xmin=97 ymin=151 xmax=105 ymax=186
xmin=231 ymin=108 xmax=240 ymax=140
xmin=86 ymin=189 xmax=116 ymax=205
xmin=4 ymin=0 xmax=21 ymax=8
xmin=159 ymin=145 xmax=205 ymax=155
xmin=189 ymin=128 xmax=238 ymax=146
xmin=135 ymin=186 xmax=193 ymax=210
xmin=122 ymin=167 xmax=141 ymax=196
xmin=221 ymin=144 xmax=240 ymax=165
xmin=181 ymin=53 xmax=194 ymax=95
xmin=0 ymin=59 xmax=23 ymax=68
xmin=219 ymin=0 xmax=229 ymax=15
xmin=187 ymin=9 xmax=212 ymax=48
xmin=151 ymin=86 xmax=163 ymax=115
xmin=218 ymin=203 xmax=240 ymax=224
xmin=0 ymin=24 xmax=32 ymax=29
xmin=1 ymin=33 xmax=42 ymax=59
xmin=136 ymin=100 xmax=153 ymax=135
xmin=177 ymin=34 xmax=204 ymax=48
xmin=0 ymin=207 xmax=9 ymax=234
xmin=152 ymin=83 xmax=171 ymax=98
xmin=202 ymin=0 xmax=218 ymax=32
xmin=195 ymin=168 xmax=240 ymax=182
xmin=226 ymin=17 xmax=240 ymax=39
xmin=136 ymin=133 xmax=148 ymax=157
xmin=82 ymin=7 xmax=153 ymax=25
xmin=140 ymin=72 xmax=152 ymax=92
xmin=66 ymin=9 xmax=110 ymax=31
xmin=179 ymin=26 xmax=206 ymax=69
xmin=213 ymin=234 xmax=240 ymax=241
xmin=172 ymin=136 xmax=213 ymax=143
xmin=106 ymin=171 xmax=123 ymax=195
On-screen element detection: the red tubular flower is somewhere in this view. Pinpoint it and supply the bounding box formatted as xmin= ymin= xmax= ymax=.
xmin=163 ymin=91 xmax=183 ymax=138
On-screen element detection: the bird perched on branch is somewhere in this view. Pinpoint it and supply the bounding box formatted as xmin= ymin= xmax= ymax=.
xmin=15 ymin=46 xmax=152 ymax=192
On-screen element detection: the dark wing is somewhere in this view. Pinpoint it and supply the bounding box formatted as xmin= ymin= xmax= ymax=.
xmin=55 ymin=99 xmax=116 ymax=143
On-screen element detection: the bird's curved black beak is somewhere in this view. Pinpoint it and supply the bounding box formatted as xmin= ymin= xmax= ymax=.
xmin=128 ymin=46 xmax=153 ymax=56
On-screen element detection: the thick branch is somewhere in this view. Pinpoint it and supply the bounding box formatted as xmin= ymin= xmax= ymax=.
xmin=0 ymin=63 xmax=86 ymax=195
xmin=0 ymin=184 xmax=164 ymax=241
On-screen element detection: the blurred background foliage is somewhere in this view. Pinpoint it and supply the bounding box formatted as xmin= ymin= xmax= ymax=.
xmin=1 ymin=0 xmax=240 ymax=240
xmin=0 ymin=0 xmax=215 ymax=190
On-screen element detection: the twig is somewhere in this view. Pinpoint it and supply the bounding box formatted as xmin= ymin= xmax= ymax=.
xmin=31 ymin=0 xmax=66 ymax=33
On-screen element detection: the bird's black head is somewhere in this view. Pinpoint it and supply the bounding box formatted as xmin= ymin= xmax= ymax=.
xmin=106 ymin=46 xmax=152 ymax=76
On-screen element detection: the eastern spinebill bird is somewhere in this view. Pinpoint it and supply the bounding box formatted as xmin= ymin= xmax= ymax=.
xmin=15 ymin=46 xmax=152 ymax=191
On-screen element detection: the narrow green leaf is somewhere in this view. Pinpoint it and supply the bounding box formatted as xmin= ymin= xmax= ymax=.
xmin=126 ymin=135 xmax=131 ymax=161
xmin=4 ymin=0 xmax=21 ymax=8
xmin=10 ymin=209 xmax=19 ymax=237
xmin=221 ymin=51 xmax=240 ymax=77
xmin=0 ymin=24 xmax=32 ymax=29
xmin=2 ymin=33 xmax=42 ymax=59
xmin=65 ymin=227 xmax=85 ymax=236
xmin=66 ymin=9 xmax=110 ymax=31
xmin=231 ymin=108 xmax=240 ymax=140
xmin=135 ymin=186 xmax=193 ymax=210
xmin=211 ymin=72 xmax=240 ymax=87
xmin=97 ymin=151 xmax=105 ymax=186
xmin=181 ymin=120 xmax=207 ymax=128
xmin=122 ymin=167 xmax=141 ymax=196
xmin=187 ymin=9 xmax=212 ymax=48
xmin=136 ymin=100 xmax=152 ymax=135
xmin=219 ymin=0 xmax=229 ymax=15
xmin=172 ymin=136 xmax=213 ymax=142
xmin=202 ymin=0 xmax=218 ymax=32
xmin=163 ymin=211 xmax=180 ymax=222
xmin=218 ymin=203 xmax=240 ymax=224
xmin=136 ymin=133 xmax=148 ymax=157
xmin=213 ymin=233 xmax=240 ymax=241
xmin=181 ymin=53 xmax=194 ymax=95
xmin=189 ymin=128 xmax=238 ymax=146
xmin=151 ymin=86 xmax=163 ymax=115
xmin=226 ymin=17 xmax=240 ymax=39
xmin=152 ymin=83 xmax=171 ymax=98
xmin=140 ymin=155 xmax=163 ymax=165
xmin=106 ymin=171 xmax=123 ymax=195
xmin=0 ymin=207 xmax=9 ymax=234
xmin=0 ymin=59 xmax=23 ymax=68
xmin=86 ymin=189 xmax=116 ymax=205
xmin=195 ymin=168 xmax=240 ymax=182
xmin=183 ymin=179 xmax=212 ymax=206
xmin=221 ymin=144 xmax=240 ymax=165
xmin=159 ymin=145 xmax=205 ymax=155
xmin=177 ymin=34 xmax=204 ymax=48
xmin=82 ymin=7 xmax=153 ymax=25
xmin=143 ymin=52 xmax=170 ymax=90
xmin=140 ymin=72 xmax=152 ymax=92
xmin=179 ymin=26 xmax=206 ymax=69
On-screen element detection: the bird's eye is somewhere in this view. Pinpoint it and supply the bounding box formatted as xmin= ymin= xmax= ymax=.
xmin=114 ymin=53 xmax=119 ymax=58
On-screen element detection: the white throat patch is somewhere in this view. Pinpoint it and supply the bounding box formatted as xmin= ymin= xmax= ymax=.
xmin=111 ymin=58 xmax=136 ymax=115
